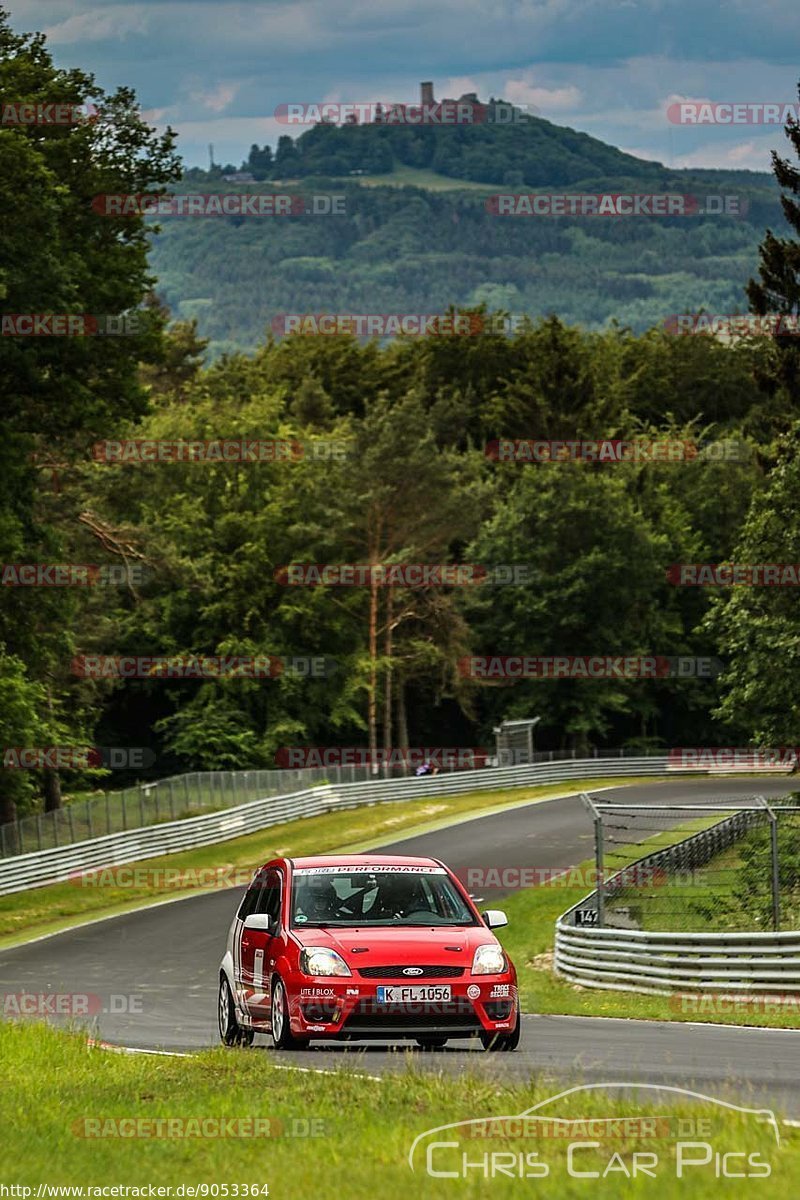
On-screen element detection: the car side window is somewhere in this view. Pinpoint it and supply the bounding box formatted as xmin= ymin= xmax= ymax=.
xmin=237 ymin=870 xmax=268 ymax=920
xmin=254 ymin=869 xmax=282 ymax=926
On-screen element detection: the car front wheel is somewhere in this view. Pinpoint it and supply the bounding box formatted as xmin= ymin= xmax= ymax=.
xmin=218 ymin=975 xmax=253 ymax=1046
xmin=270 ymin=978 xmax=309 ymax=1051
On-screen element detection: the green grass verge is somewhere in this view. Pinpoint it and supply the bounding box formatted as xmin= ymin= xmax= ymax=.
xmin=2 ymin=1021 xmax=796 ymax=1195
xmin=0 ymin=777 xmax=647 ymax=949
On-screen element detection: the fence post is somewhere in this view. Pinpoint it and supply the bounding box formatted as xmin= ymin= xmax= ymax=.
xmin=756 ymin=796 xmax=781 ymax=932
xmin=139 ymin=784 xmax=146 ymax=828
xmin=67 ymin=805 xmax=75 ymax=844
xmin=595 ymin=816 xmax=605 ymax=928
xmin=86 ymin=799 xmax=93 ymax=839
xmin=122 ymin=789 xmax=127 ymax=831
xmin=769 ymin=809 xmax=781 ymax=933
xmin=169 ymin=779 xmax=176 ymax=820
xmin=37 ymin=813 xmax=43 ymax=851
xmin=578 ymin=792 xmax=604 ymax=928
xmin=106 ymin=791 xmax=111 ymax=835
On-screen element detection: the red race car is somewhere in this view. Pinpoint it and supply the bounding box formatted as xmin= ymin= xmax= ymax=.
xmin=218 ymin=853 xmax=520 ymax=1051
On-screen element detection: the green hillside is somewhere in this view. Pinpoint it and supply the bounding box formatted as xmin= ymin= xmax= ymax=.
xmin=229 ymin=105 xmax=670 ymax=186
xmin=150 ymin=167 xmax=784 ymax=359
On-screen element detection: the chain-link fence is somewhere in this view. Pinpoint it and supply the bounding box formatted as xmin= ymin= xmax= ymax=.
xmin=0 ymin=746 xmax=672 ymax=860
xmin=0 ymin=767 xmax=348 ymax=858
xmin=580 ymin=793 xmax=800 ymax=933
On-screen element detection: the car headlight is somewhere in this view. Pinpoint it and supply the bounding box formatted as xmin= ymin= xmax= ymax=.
xmin=299 ymin=947 xmax=352 ymax=977
xmin=471 ymin=943 xmax=506 ymax=975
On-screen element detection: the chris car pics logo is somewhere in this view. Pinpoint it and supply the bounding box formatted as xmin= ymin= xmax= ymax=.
xmin=407 ymin=1083 xmax=779 ymax=1180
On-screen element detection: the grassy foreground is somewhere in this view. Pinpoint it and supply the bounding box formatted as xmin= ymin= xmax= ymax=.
xmin=1 ymin=1021 xmax=796 ymax=1196
xmin=0 ymin=777 xmax=646 ymax=948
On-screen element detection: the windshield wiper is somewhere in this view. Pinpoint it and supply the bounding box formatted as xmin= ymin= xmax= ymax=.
xmin=292 ymin=920 xmax=354 ymax=927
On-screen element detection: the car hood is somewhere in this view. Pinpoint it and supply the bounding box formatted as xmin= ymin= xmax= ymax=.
xmin=291 ymin=924 xmax=498 ymax=966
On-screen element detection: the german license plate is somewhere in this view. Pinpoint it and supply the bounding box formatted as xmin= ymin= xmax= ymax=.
xmin=376 ymin=985 xmax=451 ymax=1003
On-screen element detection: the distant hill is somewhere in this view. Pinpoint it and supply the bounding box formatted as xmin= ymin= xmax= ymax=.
xmin=191 ymin=83 xmax=776 ymax=194
xmin=156 ymin=92 xmax=784 ymax=359
xmin=191 ymin=85 xmax=675 ymax=188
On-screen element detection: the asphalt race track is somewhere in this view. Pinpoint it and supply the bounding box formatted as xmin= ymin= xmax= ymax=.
xmin=2 ymin=777 xmax=800 ymax=1114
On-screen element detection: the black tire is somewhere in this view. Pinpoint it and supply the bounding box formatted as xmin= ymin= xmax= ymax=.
xmin=480 ymin=1006 xmax=521 ymax=1052
xmin=218 ymin=975 xmax=244 ymax=1046
xmin=270 ymin=978 xmax=310 ymax=1051
xmin=416 ymin=1036 xmax=448 ymax=1050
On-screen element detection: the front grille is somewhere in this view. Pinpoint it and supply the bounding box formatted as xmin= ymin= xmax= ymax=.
xmin=344 ymin=998 xmax=481 ymax=1032
xmin=357 ymin=964 xmax=464 ymax=979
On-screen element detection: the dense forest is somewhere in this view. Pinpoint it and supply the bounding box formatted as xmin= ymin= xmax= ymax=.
xmin=151 ymin=176 xmax=786 ymax=358
xmin=2 ymin=9 xmax=800 ymax=824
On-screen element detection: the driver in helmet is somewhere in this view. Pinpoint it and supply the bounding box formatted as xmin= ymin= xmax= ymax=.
xmin=298 ymin=875 xmax=341 ymax=922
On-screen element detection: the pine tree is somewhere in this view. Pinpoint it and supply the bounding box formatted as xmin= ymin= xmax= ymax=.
xmin=747 ymin=80 xmax=800 ymax=399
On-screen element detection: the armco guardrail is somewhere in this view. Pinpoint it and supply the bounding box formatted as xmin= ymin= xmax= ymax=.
xmin=555 ymin=807 xmax=800 ymax=994
xmin=0 ymin=747 xmax=675 ymax=858
xmin=554 ymin=924 xmax=800 ymax=995
xmin=0 ymin=755 xmax=685 ymax=896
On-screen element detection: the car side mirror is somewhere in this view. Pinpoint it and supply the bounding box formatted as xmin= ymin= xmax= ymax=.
xmin=482 ymin=909 xmax=508 ymax=929
xmin=243 ymin=913 xmax=277 ymax=933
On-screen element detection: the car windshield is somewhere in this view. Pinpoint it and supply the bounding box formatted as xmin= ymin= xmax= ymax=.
xmin=290 ymin=867 xmax=476 ymax=927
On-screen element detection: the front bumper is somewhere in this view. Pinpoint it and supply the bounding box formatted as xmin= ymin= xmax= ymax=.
xmin=290 ymin=976 xmax=518 ymax=1039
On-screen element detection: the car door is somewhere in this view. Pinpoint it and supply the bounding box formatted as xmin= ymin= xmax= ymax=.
xmin=231 ymin=875 xmax=261 ymax=1010
xmin=240 ymin=868 xmax=282 ymax=1023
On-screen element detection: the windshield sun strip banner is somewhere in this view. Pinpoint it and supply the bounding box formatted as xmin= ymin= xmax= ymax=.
xmin=292 ymin=865 xmax=448 ymax=875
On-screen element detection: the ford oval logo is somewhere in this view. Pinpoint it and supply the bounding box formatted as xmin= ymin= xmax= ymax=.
xmin=402 ymin=967 xmax=424 ymax=976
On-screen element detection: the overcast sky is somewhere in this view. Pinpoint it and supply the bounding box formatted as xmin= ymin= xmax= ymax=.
xmin=8 ymin=0 xmax=800 ymax=171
